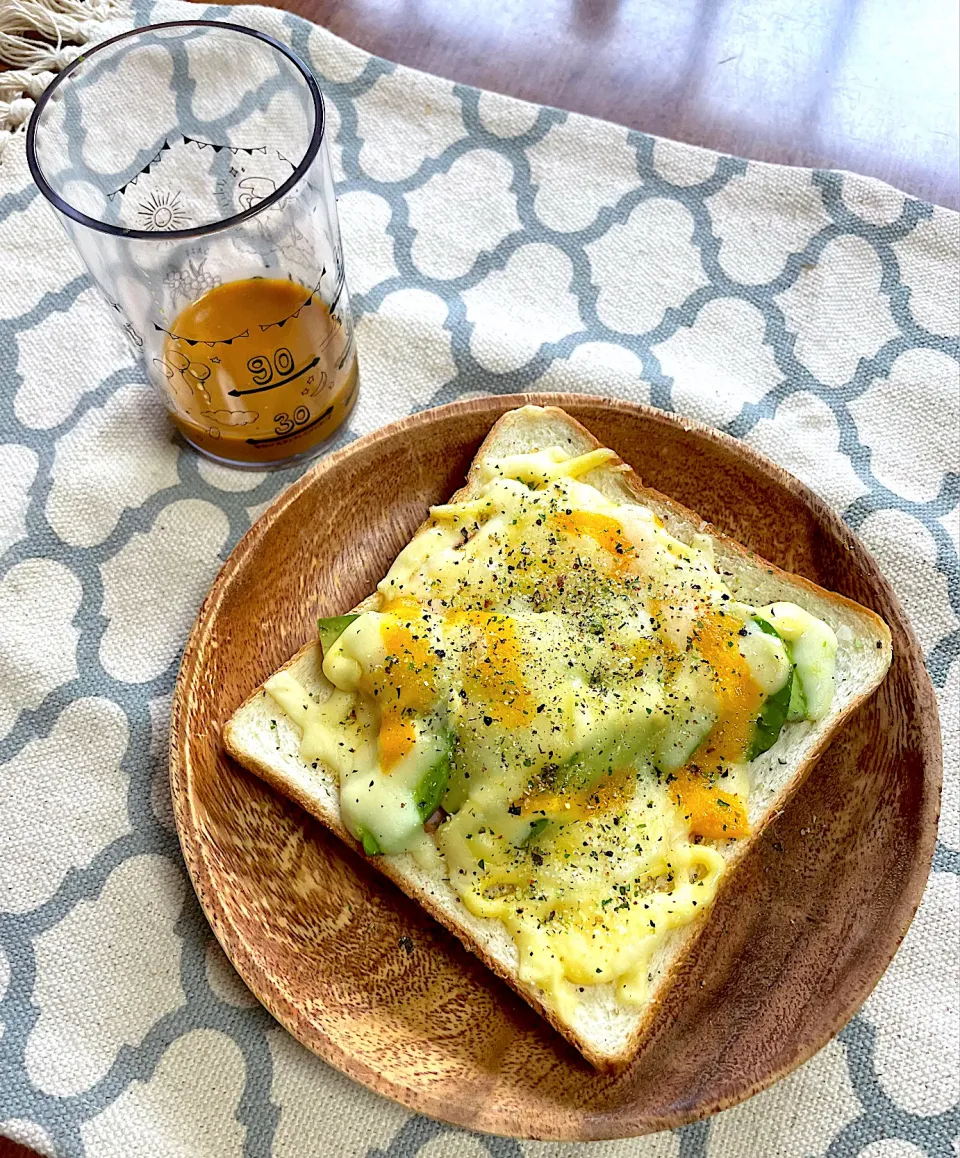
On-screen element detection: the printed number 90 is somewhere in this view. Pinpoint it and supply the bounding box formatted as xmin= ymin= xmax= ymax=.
xmin=247 ymin=347 xmax=294 ymax=385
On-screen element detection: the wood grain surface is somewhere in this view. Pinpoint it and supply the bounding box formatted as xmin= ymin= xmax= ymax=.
xmin=234 ymin=0 xmax=960 ymax=210
xmin=0 ymin=1141 xmax=36 ymax=1158
xmin=170 ymin=394 xmax=941 ymax=1141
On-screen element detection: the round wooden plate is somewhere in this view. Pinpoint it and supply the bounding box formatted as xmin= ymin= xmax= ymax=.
xmin=170 ymin=394 xmax=940 ymax=1141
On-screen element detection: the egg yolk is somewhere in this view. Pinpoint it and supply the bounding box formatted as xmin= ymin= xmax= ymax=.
xmin=374 ymin=597 xmax=437 ymax=770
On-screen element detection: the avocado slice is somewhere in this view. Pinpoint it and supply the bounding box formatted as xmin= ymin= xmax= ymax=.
xmin=413 ymin=732 xmax=453 ymax=821
xmin=519 ymin=816 xmax=550 ymax=846
xmin=349 ymin=731 xmax=451 ymax=856
xmin=318 ymin=614 xmax=360 ymax=655
xmin=552 ymin=735 xmax=619 ymax=796
xmin=355 ymin=825 xmax=382 ymax=856
xmin=748 ymin=667 xmax=794 ymax=760
xmin=786 ymin=670 xmax=807 ymax=721
xmin=654 ymin=702 xmax=716 ymax=774
xmin=554 ymin=707 xmax=660 ymax=795
xmin=754 ymin=615 xmax=808 ymax=723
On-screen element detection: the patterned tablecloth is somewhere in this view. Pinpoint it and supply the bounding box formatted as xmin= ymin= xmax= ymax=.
xmin=0 ymin=1 xmax=958 ymax=1154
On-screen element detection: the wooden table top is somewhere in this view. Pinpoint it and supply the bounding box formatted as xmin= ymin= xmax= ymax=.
xmin=242 ymin=0 xmax=959 ymax=210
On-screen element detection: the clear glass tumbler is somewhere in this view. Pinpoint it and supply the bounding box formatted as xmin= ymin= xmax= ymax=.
xmin=26 ymin=20 xmax=358 ymax=467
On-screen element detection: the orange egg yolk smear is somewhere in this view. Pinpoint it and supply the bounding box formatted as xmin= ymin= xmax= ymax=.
xmin=673 ymin=611 xmax=760 ymax=839
xmin=372 ymin=597 xmax=437 ymax=771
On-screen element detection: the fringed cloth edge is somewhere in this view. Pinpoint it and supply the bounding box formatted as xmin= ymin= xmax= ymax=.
xmin=0 ymin=0 xmax=128 ymax=160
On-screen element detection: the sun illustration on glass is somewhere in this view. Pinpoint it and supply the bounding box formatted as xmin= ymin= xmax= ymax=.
xmin=137 ymin=190 xmax=188 ymax=231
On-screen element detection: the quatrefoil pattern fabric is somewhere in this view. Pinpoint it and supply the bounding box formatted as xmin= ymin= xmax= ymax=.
xmin=0 ymin=1 xmax=957 ymax=1155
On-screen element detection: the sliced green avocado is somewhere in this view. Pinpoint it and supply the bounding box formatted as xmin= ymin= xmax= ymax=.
xmin=318 ymin=614 xmax=360 ymax=655
xmin=654 ymin=702 xmax=716 ymax=774
xmin=552 ymin=743 xmax=610 ymax=796
xmin=786 ymin=670 xmax=807 ymax=721
xmin=413 ymin=732 xmax=453 ymax=821
xmin=554 ymin=714 xmax=657 ymax=795
xmin=748 ymin=667 xmax=793 ymax=760
xmin=355 ymin=825 xmax=382 ymax=856
xmin=519 ymin=817 xmax=550 ymax=846
xmin=753 ymin=615 xmax=808 ymax=724
xmin=440 ymin=756 xmax=469 ymax=816
xmin=351 ymin=733 xmax=451 ymax=855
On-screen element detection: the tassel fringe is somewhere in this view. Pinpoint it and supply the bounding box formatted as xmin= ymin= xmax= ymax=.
xmin=0 ymin=0 xmax=125 ymax=160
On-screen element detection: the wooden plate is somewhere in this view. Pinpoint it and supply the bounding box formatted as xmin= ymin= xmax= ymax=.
xmin=170 ymin=394 xmax=940 ymax=1141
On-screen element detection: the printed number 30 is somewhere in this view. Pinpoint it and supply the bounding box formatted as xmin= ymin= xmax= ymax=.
xmin=274 ymin=405 xmax=311 ymax=436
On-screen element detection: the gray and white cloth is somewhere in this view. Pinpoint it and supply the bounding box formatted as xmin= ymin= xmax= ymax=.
xmin=0 ymin=1 xmax=958 ymax=1155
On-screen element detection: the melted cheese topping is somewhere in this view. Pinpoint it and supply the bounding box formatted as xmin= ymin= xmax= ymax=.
xmin=268 ymin=444 xmax=838 ymax=1015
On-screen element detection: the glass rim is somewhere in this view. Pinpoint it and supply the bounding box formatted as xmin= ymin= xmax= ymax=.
xmin=26 ymin=19 xmax=326 ymax=243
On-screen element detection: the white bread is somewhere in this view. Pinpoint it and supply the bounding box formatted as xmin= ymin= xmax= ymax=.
xmin=224 ymin=405 xmax=892 ymax=1070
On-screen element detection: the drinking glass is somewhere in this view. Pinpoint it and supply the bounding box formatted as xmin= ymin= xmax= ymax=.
xmin=27 ymin=20 xmax=358 ymax=467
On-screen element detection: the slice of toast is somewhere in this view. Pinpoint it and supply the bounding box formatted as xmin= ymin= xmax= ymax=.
xmin=224 ymin=405 xmax=892 ymax=1071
